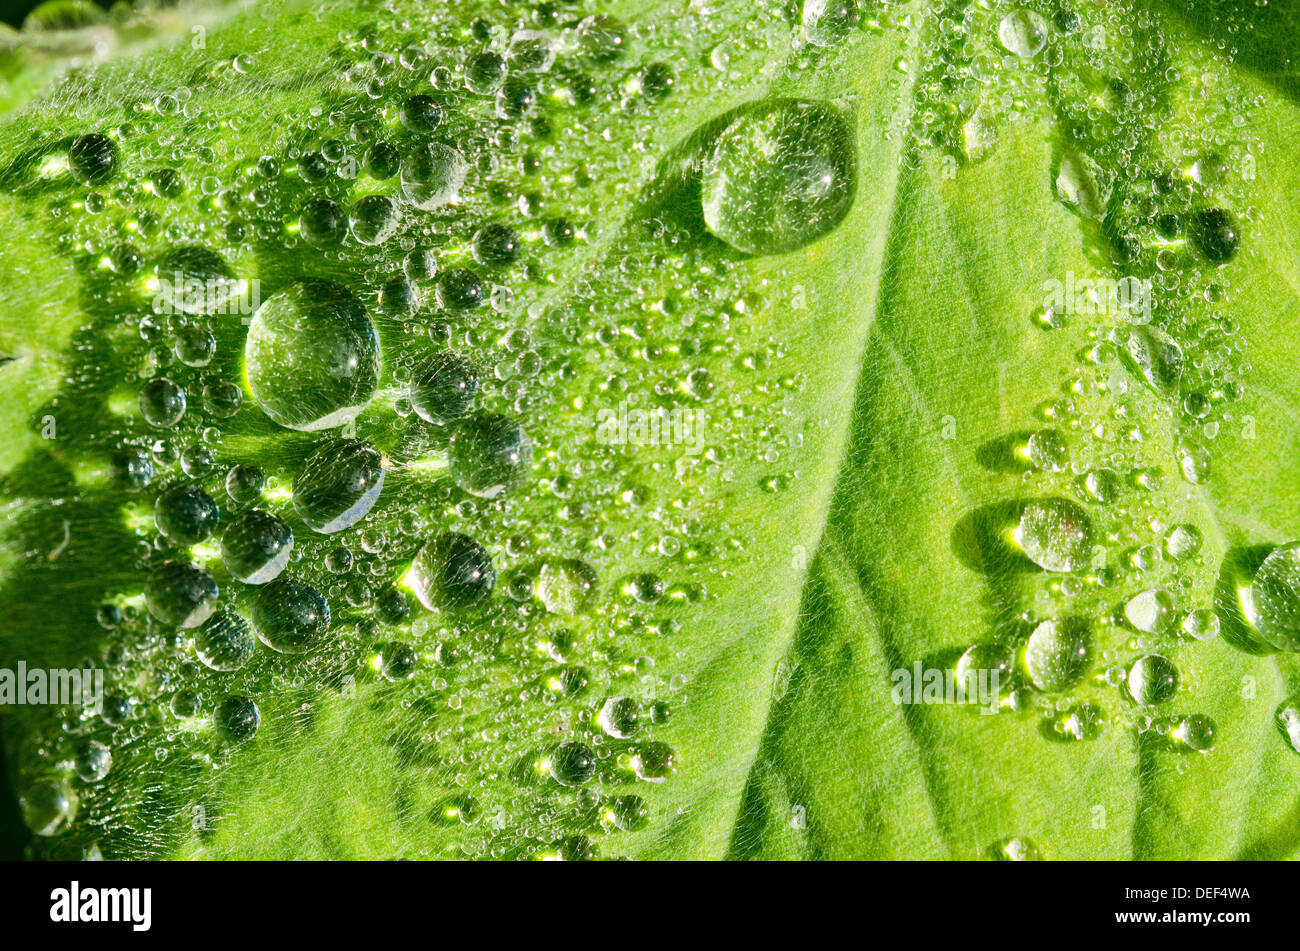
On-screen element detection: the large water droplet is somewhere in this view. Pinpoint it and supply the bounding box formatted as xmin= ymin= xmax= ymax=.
xmin=1024 ymin=617 xmax=1091 ymax=691
xmin=221 ymin=508 xmax=293 ymax=583
xmin=252 ymin=577 xmax=330 ymax=653
xmin=1015 ymin=499 xmax=1092 ymax=572
xmin=1246 ymin=542 xmax=1300 ymax=651
xmin=701 ymin=99 xmax=857 ymax=255
xmin=1118 ymin=325 xmax=1183 ymax=398
xmin=802 ymin=0 xmax=860 ymax=47
xmin=1276 ymin=693 xmax=1300 ymax=753
xmin=145 ymin=560 xmax=219 ymax=628
xmin=293 ymin=438 xmax=384 ymax=533
xmin=410 ymin=532 xmax=496 ymax=612
xmin=245 ymin=280 xmax=381 ymax=431
xmin=449 ymin=413 xmax=533 ymax=499
xmin=998 ymin=9 xmax=1048 ymax=57
xmin=214 ymin=695 xmax=260 ymax=742
xmin=155 ymin=482 xmax=219 ymax=545
xmin=196 ymin=609 xmax=256 ymax=671
xmin=410 ymin=351 xmax=479 ymax=424
xmin=1127 ymin=654 xmax=1179 ymax=704
xmin=401 ymin=142 xmax=468 ymax=210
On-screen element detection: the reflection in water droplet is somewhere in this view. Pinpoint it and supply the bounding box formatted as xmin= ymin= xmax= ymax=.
xmin=196 ymin=609 xmax=256 ymax=671
xmin=214 ymin=695 xmax=260 ymax=742
xmin=410 ymin=532 xmax=496 ymax=613
xmin=1127 ymin=655 xmax=1179 ymax=705
xmin=449 ymin=413 xmax=532 ymax=499
xmin=401 ymin=142 xmax=468 ymax=210
xmin=145 ymin=560 xmax=219 ymax=628
xmin=998 ymin=9 xmax=1048 ymax=57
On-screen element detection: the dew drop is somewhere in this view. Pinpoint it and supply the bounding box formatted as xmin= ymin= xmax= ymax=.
xmin=1014 ymin=498 xmax=1092 ymax=572
xmin=700 ymin=99 xmax=857 ymax=256
xmin=245 ymin=280 xmax=381 ymax=431
xmin=448 ymin=413 xmax=533 ymax=499
xmin=214 ymin=695 xmax=260 ymax=742
xmin=400 ymin=142 xmax=468 ymax=210
xmin=1127 ymin=655 xmax=1179 ymax=705
xmin=410 ymin=532 xmax=496 ymax=613
xmin=998 ymin=9 xmax=1048 ymax=57
xmin=292 ymin=438 xmax=384 ymax=534
xmin=1024 ymin=617 xmax=1091 ymax=692
xmin=1245 ymin=542 xmax=1300 ymax=651
xmin=221 ymin=508 xmax=293 ymax=583
xmin=144 ymin=560 xmax=219 ymax=629
xmin=196 ymin=608 xmax=256 ymax=671
xmin=252 ymin=577 xmax=330 ymax=653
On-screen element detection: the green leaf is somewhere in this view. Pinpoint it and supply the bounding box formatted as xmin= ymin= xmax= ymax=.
xmin=2 ymin=0 xmax=1300 ymax=861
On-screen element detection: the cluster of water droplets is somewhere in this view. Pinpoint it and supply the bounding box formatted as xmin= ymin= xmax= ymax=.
xmin=6 ymin=0 xmax=884 ymax=859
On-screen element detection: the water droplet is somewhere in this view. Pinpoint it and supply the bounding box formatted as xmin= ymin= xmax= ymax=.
xmin=1172 ymin=714 xmax=1215 ymax=751
xmin=292 ymin=438 xmax=384 ymax=533
xmin=252 ymin=577 xmax=330 ymax=653
xmin=1127 ymin=655 xmax=1179 ymax=704
xmin=221 ymin=508 xmax=293 ymax=583
xmin=400 ymin=94 xmax=442 ymax=132
xmin=1118 ymin=325 xmax=1183 ymax=398
xmin=225 ymin=464 xmax=265 ymax=505
xmin=998 ymin=9 xmax=1048 ymax=57
xmin=1084 ymin=467 xmax=1120 ymax=504
xmin=153 ymin=246 xmax=238 ymax=315
xmin=74 ymin=741 xmax=112 ymax=783
xmin=631 ymin=741 xmax=677 ymax=782
xmin=802 ymin=0 xmax=860 ymax=47
xmin=170 ymin=688 xmax=203 ymax=719
xmin=410 ymin=533 xmax=496 ymax=612
xmin=380 ymin=641 xmax=417 ymax=681
xmin=536 ymin=559 xmax=598 ymax=615
xmin=1182 ymin=608 xmax=1220 ymax=641
xmin=139 ymin=377 xmax=186 ymax=428
xmin=1025 ymin=617 xmax=1091 ymax=691
xmin=20 ymin=780 xmax=75 ymax=836
xmin=701 ymin=99 xmax=857 ymax=256
xmin=1246 ymin=542 xmax=1300 ymax=651
xmin=245 ymin=280 xmax=381 ymax=431
xmin=349 ymin=194 xmax=399 ymax=245
xmin=1027 ymin=428 xmax=1069 ymax=472
xmin=435 ymin=268 xmax=485 ymax=312
xmin=449 ymin=413 xmax=532 ymax=499
xmin=214 ymin=695 xmax=260 ymax=742
xmin=956 ymin=643 xmax=1014 ymax=702
xmin=145 ymin=560 xmax=219 ymax=628
xmin=68 ymin=132 xmax=117 ymax=185
xmin=597 ymin=697 xmax=643 ymax=739
xmin=1188 ymin=208 xmax=1239 ymax=264
xmin=1276 ymin=694 xmax=1300 ymax=753
xmin=196 ymin=608 xmax=256 ymax=671
xmin=155 ymin=482 xmax=219 ymax=545
xmin=1015 ymin=499 xmax=1092 ymax=572
xmin=1124 ymin=589 xmax=1174 ymax=635
xmin=401 ymin=142 xmax=467 ymax=210
xmin=550 ymin=741 xmax=596 ymax=786
xmin=1054 ymin=148 xmax=1109 ymax=219
xmin=410 ymin=351 xmax=479 ymax=424
xmin=1165 ymin=524 xmax=1202 ymax=561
